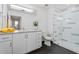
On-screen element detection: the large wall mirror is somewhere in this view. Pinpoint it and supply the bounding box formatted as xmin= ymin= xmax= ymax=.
xmin=10 ymin=15 xmax=21 ymax=30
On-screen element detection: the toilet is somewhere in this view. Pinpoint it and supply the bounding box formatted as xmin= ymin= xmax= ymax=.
xmin=43 ymin=33 xmax=53 ymax=46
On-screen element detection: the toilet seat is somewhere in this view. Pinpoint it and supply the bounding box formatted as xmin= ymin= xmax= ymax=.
xmin=42 ymin=33 xmax=53 ymax=46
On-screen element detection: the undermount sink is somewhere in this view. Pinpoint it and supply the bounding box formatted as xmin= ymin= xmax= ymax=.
xmin=0 ymin=27 xmax=15 ymax=33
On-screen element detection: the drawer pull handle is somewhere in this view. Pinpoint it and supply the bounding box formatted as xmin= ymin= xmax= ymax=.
xmin=10 ymin=42 xmax=12 ymax=47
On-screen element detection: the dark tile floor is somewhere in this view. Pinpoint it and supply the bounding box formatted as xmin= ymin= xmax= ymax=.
xmin=28 ymin=43 xmax=77 ymax=54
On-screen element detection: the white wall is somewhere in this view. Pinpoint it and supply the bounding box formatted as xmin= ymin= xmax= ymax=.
xmin=9 ymin=4 xmax=48 ymax=33
xmin=34 ymin=6 xmax=48 ymax=33
xmin=48 ymin=4 xmax=79 ymax=53
xmin=48 ymin=4 xmax=74 ymax=34
xmin=0 ymin=4 xmax=2 ymax=29
xmin=0 ymin=5 xmax=8 ymax=29
xmin=9 ymin=10 xmax=35 ymax=30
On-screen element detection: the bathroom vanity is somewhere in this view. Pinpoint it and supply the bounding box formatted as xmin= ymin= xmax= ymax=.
xmin=0 ymin=30 xmax=42 ymax=54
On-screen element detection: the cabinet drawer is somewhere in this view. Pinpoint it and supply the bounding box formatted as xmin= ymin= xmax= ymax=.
xmin=0 ymin=41 xmax=12 ymax=54
xmin=0 ymin=34 xmax=12 ymax=41
xmin=13 ymin=33 xmax=26 ymax=39
xmin=0 ymin=34 xmax=12 ymax=38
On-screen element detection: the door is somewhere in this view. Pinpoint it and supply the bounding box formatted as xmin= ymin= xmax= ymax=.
xmin=0 ymin=41 xmax=12 ymax=54
xmin=13 ymin=33 xmax=26 ymax=54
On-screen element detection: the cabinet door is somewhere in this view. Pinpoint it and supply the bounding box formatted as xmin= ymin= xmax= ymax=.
xmin=26 ymin=33 xmax=35 ymax=53
xmin=0 ymin=41 xmax=12 ymax=54
xmin=35 ymin=32 xmax=42 ymax=49
xmin=13 ymin=33 xmax=26 ymax=54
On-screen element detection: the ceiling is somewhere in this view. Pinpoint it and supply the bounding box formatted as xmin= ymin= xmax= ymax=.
xmin=29 ymin=4 xmax=49 ymax=8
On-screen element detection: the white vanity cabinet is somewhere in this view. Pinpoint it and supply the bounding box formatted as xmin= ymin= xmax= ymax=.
xmin=26 ymin=32 xmax=42 ymax=53
xmin=0 ymin=34 xmax=12 ymax=54
xmin=13 ymin=31 xmax=42 ymax=54
xmin=13 ymin=33 xmax=26 ymax=54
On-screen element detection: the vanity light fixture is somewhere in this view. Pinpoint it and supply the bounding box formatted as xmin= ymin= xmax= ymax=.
xmin=10 ymin=5 xmax=34 ymax=13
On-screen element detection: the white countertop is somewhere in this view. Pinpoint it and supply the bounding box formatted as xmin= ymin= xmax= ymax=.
xmin=0 ymin=30 xmax=42 ymax=35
